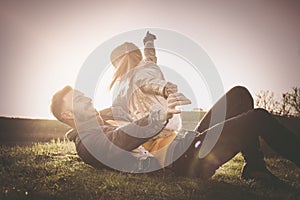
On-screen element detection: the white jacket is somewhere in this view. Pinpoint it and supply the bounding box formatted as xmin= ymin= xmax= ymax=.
xmin=111 ymin=62 xmax=182 ymax=133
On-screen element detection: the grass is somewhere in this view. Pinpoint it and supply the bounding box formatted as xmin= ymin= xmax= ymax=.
xmin=0 ymin=140 xmax=299 ymax=200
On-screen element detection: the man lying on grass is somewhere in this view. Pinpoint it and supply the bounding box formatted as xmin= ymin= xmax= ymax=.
xmin=50 ymin=85 xmax=300 ymax=180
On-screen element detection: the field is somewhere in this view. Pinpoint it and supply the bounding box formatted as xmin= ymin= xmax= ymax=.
xmin=0 ymin=114 xmax=299 ymax=199
xmin=0 ymin=117 xmax=68 ymax=145
xmin=0 ymin=140 xmax=299 ymax=200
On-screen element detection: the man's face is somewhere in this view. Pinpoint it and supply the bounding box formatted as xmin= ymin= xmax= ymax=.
xmin=62 ymin=89 xmax=98 ymax=122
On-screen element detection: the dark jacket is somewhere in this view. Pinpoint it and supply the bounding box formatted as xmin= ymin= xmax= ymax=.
xmin=66 ymin=111 xmax=166 ymax=172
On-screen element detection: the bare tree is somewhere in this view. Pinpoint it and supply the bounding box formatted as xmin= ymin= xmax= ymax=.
xmin=255 ymin=90 xmax=280 ymax=114
xmin=279 ymin=93 xmax=291 ymax=116
xmin=256 ymin=87 xmax=300 ymax=117
xmin=283 ymin=87 xmax=300 ymax=117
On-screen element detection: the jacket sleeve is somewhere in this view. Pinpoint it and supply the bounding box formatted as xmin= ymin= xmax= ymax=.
xmin=99 ymin=107 xmax=113 ymax=121
xmin=99 ymin=106 xmax=133 ymax=123
xmin=105 ymin=110 xmax=167 ymax=151
xmin=144 ymin=41 xmax=157 ymax=64
xmin=135 ymin=65 xmax=168 ymax=97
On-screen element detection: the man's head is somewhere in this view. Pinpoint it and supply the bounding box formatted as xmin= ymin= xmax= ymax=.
xmin=51 ymin=86 xmax=72 ymax=123
xmin=50 ymin=86 xmax=99 ymax=127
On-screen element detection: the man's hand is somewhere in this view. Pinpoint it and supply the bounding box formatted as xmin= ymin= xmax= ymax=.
xmin=143 ymin=31 xmax=157 ymax=45
xmin=164 ymin=82 xmax=178 ymax=98
xmin=159 ymin=93 xmax=191 ymax=121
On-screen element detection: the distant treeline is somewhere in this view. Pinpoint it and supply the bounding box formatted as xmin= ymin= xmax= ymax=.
xmin=0 ymin=112 xmax=299 ymax=149
xmin=0 ymin=112 xmax=206 ymax=145
xmin=0 ymin=117 xmax=69 ymax=145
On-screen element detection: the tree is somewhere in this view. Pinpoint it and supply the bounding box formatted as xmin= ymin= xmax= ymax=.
xmin=255 ymin=90 xmax=280 ymax=114
xmin=255 ymin=87 xmax=300 ymax=117
xmin=282 ymin=87 xmax=300 ymax=117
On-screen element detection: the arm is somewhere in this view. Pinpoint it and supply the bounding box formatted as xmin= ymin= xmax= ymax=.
xmin=135 ymin=65 xmax=178 ymax=98
xmin=99 ymin=106 xmax=133 ymax=123
xmin=105 ymin=93 xmax=191 ymax=151
xmin=105 ymin=110 xmax=167 ymax=151
xmin=74 ymin=93 xmax=191 ymax=162
xmin=99 ymin=107 xmax=113 ymax=121
xmin=70 ymin=110 xmax=166 ymax=155
xmin=141 ymin=81 xmax=178 ymax=99
xmin=143 ymin=31 xmax=157 ymax=64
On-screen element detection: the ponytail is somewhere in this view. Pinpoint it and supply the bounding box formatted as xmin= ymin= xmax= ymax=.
xmin=109 ymin=42 xmax=142 ymax=89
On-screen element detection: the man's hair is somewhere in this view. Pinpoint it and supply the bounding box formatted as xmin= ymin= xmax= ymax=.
xmin=50 ymin=85 xmax=72 ymax=122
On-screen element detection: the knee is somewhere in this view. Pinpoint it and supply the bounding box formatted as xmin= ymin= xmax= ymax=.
xmin=248 ymin=108 xmax=270 ymax=120
xmin=229 ymin=86 xmax=251 ymax=96
xmin=254 ymin=108 xmax=269 ymax=114
xmin=229 ymin=86 xmax=254 ymax=106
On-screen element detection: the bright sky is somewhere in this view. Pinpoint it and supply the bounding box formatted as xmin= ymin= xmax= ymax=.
xmin=0 ymin=0 xmax=299 ymax=119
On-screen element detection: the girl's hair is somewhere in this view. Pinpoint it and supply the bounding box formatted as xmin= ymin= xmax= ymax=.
xmin=109 ymin=42 xmax=142 ymax=89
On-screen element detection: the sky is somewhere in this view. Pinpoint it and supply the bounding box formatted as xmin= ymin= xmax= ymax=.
xmin=0 ymin=0 xmax=299 ymax=119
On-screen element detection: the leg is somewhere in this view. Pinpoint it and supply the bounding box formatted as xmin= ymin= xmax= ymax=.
xmin=178 ymin=109 xmax=300 ymax=178
xmin=194 ymin=86 xmax=266 ymax=177
xmin=254 ymin=109 xmax=300 ymax=167
xmin=142 ymin=131 xmax=176 ymax=166
xmin=196 ymin=86 xmax=254 ymax=132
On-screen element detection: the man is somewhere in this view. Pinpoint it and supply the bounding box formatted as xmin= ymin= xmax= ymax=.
xmin=51 ymin=86 xmax=190 ymax=172
xmin=51 ymin=86 xmax=300 ymax=179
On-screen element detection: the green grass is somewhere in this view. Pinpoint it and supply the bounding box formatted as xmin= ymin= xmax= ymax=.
xmin=0 ymin=140 xmax=299 ymax=200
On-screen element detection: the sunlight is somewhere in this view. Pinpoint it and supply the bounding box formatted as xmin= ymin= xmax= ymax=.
xmin=158 ymin=50 xmax=212 ymax=111
xmin=93 ymin=66 xmax=114 ymax=110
